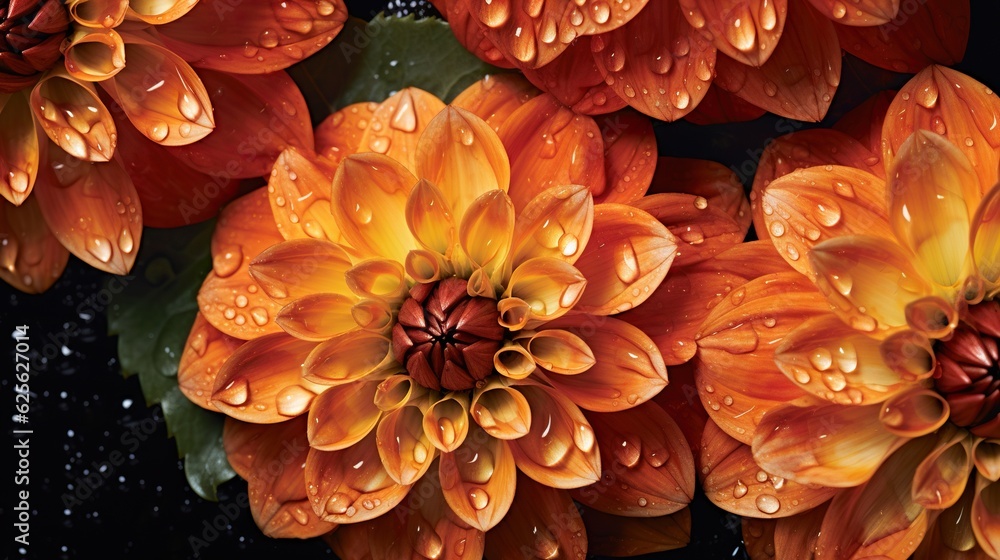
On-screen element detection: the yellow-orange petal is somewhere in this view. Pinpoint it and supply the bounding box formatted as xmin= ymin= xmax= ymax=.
xmin=451 ymin=74 xmax=540 ymax=133
xmin=331 ymin=153 xmax=418 ymax=263
xmin=267 ymin=147 xmax=343 ymax=243
xmin=773 ymin=503 xmax=829 ymax=559
xmin=503 ymin=257 xmax=586 ymax=324
xmin=912 ymin=427 xmax=974 ymax=510
xmin=416 ymin=106 xmax=510 ymax=224
xmin=809 ymin=235 xmax=934 ymax=332
xmin=572 ymin=203 xmax=676 ymax=315
xmin=712 ymin=1 xmax=839 ymax=122
xmin=248 ymin=238 xmax=354 ymax=304
xmin=752 ymin=400 xmax=906 ymax=487
xmin=30 ymin=74 xmax=115 ymax=163
xmin=519 ymin=36 xmax=628 ymax=115
xmin=972 ymin=473 xmax=1000 ymax=558
xmin=775 ymin=315 xmax=929 ymax=406
xmin=102 ymin=35 xmax=213 ymax=146
xmin=62 ymin=28 xmax=126 ymax=82
xmin=499 ymin=94 xmax=606 ymax=211
xmin=304 ymin=431 xmax=411 ymax=524
xmin=178 ymin=313 xmax=244 ymax=410
xmin=308 ymin=380 xmax=381 ymax=451
xmin=302 ymin=330 xmax=393 ymax=386
xmin=583 ymin=507 xmax=691 ymax=556
xmin=510 ymin=184 xmax=593 ymax=268
xmin=695 ymin=271 xmax=828 ymax=441
xmin=750 ymin=128 xmax=882 ymax=239
xmin=314 ymin=101 xmax=378 ymax=164
xmin=245 ymin=416 xmax=336 ymax=538
xmin=508 ymin=383 xmax=601 ymax=489
xmin=592 ymin=1 xmax=715 ymax=121
xmin=814 ymin=435 xmax=935 ymax=559
xmin=535 ymin=314 xmax=667 ymax=411
xmin=198 ymin=190 xmax=284 ymax=339
xmin=439 ymin=424 xmax=517 ymax=532
xmin=807 ymin=0 xmax=898 ymax=25
xmin=127 ymin=0 xmax=197 ymax=23
xmin=0 ymin=197 xmax=68 ymax=293
xmin=761 ymin=165 xmax=893 ymax=278
xmin=458 ymin=189 xmax=514 ymax=274
xmin=357 ymin=87 xmax=446 ymax=173
xmin=423 ymin=394 xmax=470 ymax=453
xmin=467 ymin=0 xmax=648 ymax=69
xmin=879 ymin=388 xmax=950 ymax=438
xmin=404 ymin=179 xmax=457 ymax=258
xmin=974 ymin=439 xmax=1000 ymax=482
xmin=276 ymin=293 xmax=360 ymax=341
xmin=345 ymin=259 xmax=407 ymax=302
xmin=523 ymin=329 xmax=595 ymax=375
xmin=677 ymin=0 xmax=787 ymax=67
xmin=888 ymin=130 xmax=980 ymax=289
xmin=484 ymin=474 xmax=588 ymax=559
xmin=470 ymin=380 xmax=532 ymax=439
xmin=375 ymin=406 xmax=437 ymax=485
xmin=0 ymin=92 xmax=38 ymax=205
xmin=35 ymin=145 xmax=141 ymax=275
xmin=631 ymin=193 xmax=745 ymax=268
xmin=373 ymin=375 xmax=425 ymax=412
xmin=915 ymin=480 xmax=986 ymax=560
xmin=154 ymin=0 xmax=347 ymax=74
xmin=65 ymin=0 xmax=126 ymax=27
xmin=972 ymin=182 xmax=1000 ymax=286
xmin=883 ymin=66 xmax=1000 ymax=193
xmin=572 ymin=402 xmax=694 ymax=516
xmin=166 ymin=69 xmax=314 ymax=179
xmin=210 ymin=332 xmax=319 ymax=423
xmin=835 ymin=0 xmax=968 ymax=75
xmin=700 ymin=420 xmax=837 ymax=518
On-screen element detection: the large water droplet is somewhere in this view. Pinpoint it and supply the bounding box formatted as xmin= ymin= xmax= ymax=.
xmin=216 ymin=377 xmax=249 ymax=406
xmin=86 ymin=234 xmax=113 ymax=263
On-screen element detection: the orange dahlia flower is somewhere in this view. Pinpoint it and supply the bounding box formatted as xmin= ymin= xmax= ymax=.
xmin=689 ymin=65 xmax=1000 ymax=558
xmin=430 ymin=0 xmax=969 ymax=123
xmin=0 ymin=0 xmax=346 ymax=292
xmin=175 ymin=74 xmax=752 ymax=557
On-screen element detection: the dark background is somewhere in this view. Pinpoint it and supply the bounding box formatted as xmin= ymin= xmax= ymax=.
xmin=4 ymin=2 xmax=999 ymax=559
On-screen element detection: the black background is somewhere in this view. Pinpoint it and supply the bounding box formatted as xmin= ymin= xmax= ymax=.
xmin=4 ymin=1 xmax=999 ymax=559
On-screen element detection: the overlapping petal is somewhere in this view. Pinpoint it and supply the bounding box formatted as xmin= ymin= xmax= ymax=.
xmin=0 ymin=196 xmax=68 ymax=293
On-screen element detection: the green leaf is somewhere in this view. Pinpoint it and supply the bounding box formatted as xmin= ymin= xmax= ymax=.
xmin=107 ymin=221 xmax=236 ymax=500
xmin=289 ymin=14 xmax=504 ymax=123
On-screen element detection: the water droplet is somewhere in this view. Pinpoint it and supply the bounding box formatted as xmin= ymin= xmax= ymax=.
xmin=769 ymin=221 xmax=785 ymax=237
xmin=614 ymin=242 xmax=640 ymax=283
xmin=259 ymin=28 xmax=280 ymax=48
xmin=213 ymin=246 xmax=243 ymax=278
xmin=733 ymin=480 xmax=748 ymax=498
xmin=325 ymin=492 xmax=352 ymax=515
xmin=391 ymin=90 xmax=417 ymax=132
xmin=468 ymin=487 xmax=490 ymax=510
xmin=573 ymin=422 xmax=596 ymax=453
xmin=147 ymin=122 xmax=168 ymax=142
xmin=118 ymin=228 xmax=134 ymax=254
xmin=177 ymin=92 xmax=202 ymax=122
xmin=276 ymin=385 xmax=313 ymax=417
xmin=809 ymin=348 xmax=833 ymax=371
xmin=250 ymin=307 xmax=269 ymax=326
xmin=755 ymin=494 xmax=780 ymax=514
xmin=235 ymin=294 xmax=249 ymax=308
xmin=86 ymin=235 xmax=113 ymax=263
xmin=216 ymin=378 xmax=249 ymax=406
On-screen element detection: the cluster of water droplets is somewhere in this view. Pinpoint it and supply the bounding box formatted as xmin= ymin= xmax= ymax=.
xmin=35 ymin=84 xmax=117 ymax=162
xmin=241 ymin=0 xmax=339 ymax=64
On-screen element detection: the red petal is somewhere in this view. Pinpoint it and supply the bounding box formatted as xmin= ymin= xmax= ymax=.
xmin=598 ymin=110 xmax=656 ymax=205
xmin=835 ymin=0 xmax=968 ymax=74
xmin=807 ymin=0 xmax=898 ymax=25
xmin=713 ymin=1 xmax=840 ymax=122
xmin=439 ymin=0 xmax=515 ymax=68
xmin=153 ymin=0 xmax=348 ymax=73
xmin=833 ymin=90 xmax=895 ymax=156
xmin=520 ymin=37 xmax=626 ymax=115
xmin=684 ymin=84 xmax=767 ymax=124
xmin=166 ymin=69 xmax=314 ymax=179
xmin=0 ymin=196 xmax=68 ymax=293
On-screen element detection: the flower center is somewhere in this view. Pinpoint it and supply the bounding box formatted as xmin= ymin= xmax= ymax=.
xmin=1 ymin=0 xmax=70 ymax=89
xmin=933 ymin=300 xmax=1000 ymax=438
xmin=391 ymin=277 xmax=504 ymax=392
